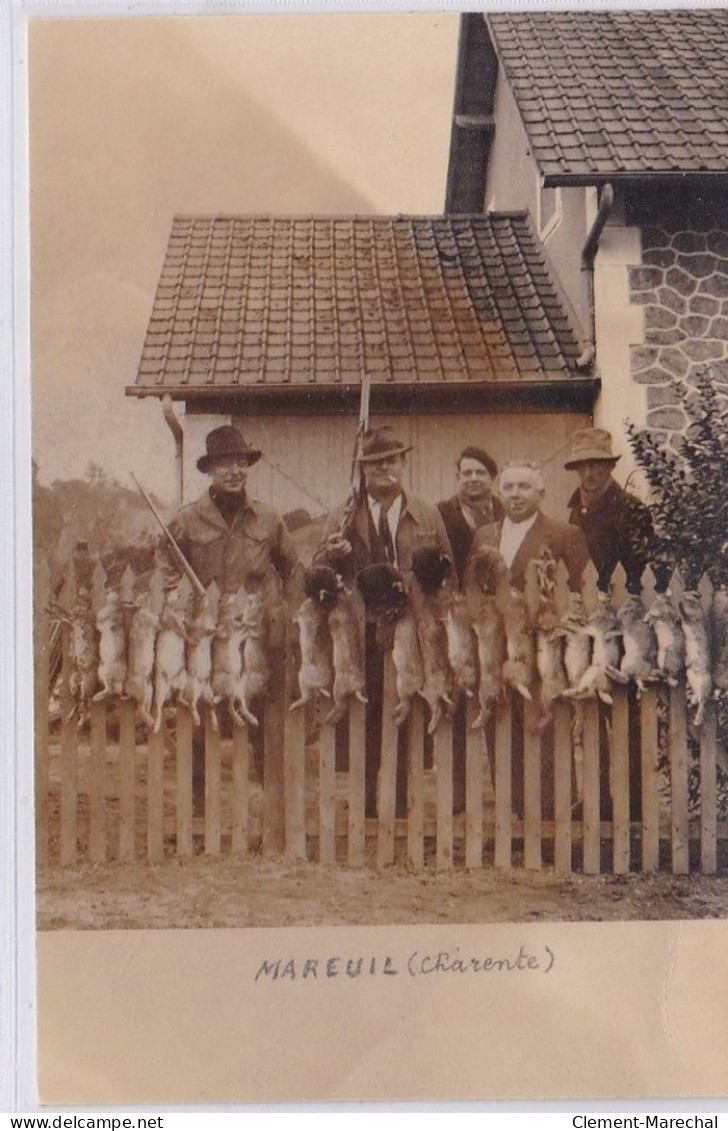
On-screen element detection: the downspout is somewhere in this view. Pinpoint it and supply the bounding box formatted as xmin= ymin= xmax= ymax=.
xmin=162 ymin=394 xmax=184 ymax=506
xmin=576 ymin=183 xmax=615 ymax=371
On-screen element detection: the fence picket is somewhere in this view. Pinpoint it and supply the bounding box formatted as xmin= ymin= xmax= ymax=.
xmin=465 ymin=700 xmax=483 ymax=870
xmin=318 ymin=719 xmax=336 ymax=865
xmin=435 ymin=717 xmax=453 ymax=871
xmin=204 ymin=710 xmax=222 ymax=856
xmin=406 ymin=699 xmax=425 ymax=871
xmin=147 ymin=725 xmax=165 ymax=862
xmin=494 ymin=699 xmax=512 ymax=871
xmin=669 ymin=685 xmax=690 ymax=875
xmin=700 ymin=700 xmax=718 ymax=874
xmin=175 ymin=707 xmax=193 ymax=856
xmin=347 ymin=699 xmax=366 ymax=867
xmin=88 ymin=700 xmax=107 ymax=863
xmin=640 ymin=688 xmax=660 ymax=873
xmin=59 ymin=623 xmax=79 ymax=866
xmin=376 ymin=656 xmax=398 ymax=868
xmin=611 ymin=688 xmax=630 ymax=875
xmin=231 ymin=722 xmax=250 ymax=854
xmin=553 ymin=701 xmax=572 ymax=875
xmin=118 ymin=699 xmax=136 ymax=861
xmin=284 ymin=699 xmax=306 ymax=862
xmin=582 ymin=701 xmax=601 ymax=875
xmin=523 ymin=698 xmax=542 ymax=871
xmin=34 ymin=559 xmax=51 ymax=868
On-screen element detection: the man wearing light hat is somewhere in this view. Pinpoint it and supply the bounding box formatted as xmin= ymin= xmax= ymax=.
xmin=564 ymin=427 xmax=653 ymax=595
xmin=315 ymin=425 xmax=454 ymax=817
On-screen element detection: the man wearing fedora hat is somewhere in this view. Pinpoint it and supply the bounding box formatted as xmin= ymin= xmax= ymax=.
xmin=315 ymin=425 xmax=454 ymax=817
xmin=161 ymin=424 xmax=299 ymax=598
xmin=159 ymin=425 xmax=300 ymax=809
xmin=564 ymin=427 xmax=653 ymax=595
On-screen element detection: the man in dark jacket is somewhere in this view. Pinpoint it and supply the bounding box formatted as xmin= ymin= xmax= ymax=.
xmin=159 ymin=425 xmax=300 ymax=809
xmin=437 ymin=446 xmax=503 ymax=585
xmin=315 ymin=426 xmax=454 ymax=817
xmin=564 ymin=427 xmax=653 ymax=594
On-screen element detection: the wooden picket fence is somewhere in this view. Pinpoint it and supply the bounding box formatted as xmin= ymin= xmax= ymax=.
xmin=34 ymin=558 xmax=728 ymax=874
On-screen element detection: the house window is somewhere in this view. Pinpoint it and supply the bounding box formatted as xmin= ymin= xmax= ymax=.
xmin=538 ymin=183 xmax=562 ymax=241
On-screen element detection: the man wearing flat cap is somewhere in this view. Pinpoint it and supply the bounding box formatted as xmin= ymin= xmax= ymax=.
xmin=437 ymin=446 xmax=503 ymax=587
xmin=315 ymin=425 xmax=454 ymax=817
xmin=564 ymin=427 xmax=654 ymax=595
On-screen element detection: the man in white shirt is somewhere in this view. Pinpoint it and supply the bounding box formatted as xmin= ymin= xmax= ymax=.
xmin=471 ymin=460 xmax=589 ymax=594
xmin=315 ymin=426 xmax=454 ymax=817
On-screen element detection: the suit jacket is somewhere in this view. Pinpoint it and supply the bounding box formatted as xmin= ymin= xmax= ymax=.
xmin=314 ymin=491 xmax=455 ymax=586
xmin=567 ymin=479 xmax=653 ymax=593
xmin=470 ymin=511 xmax=590 ymax=593
xmin=437 ymin=493 xmax=503 ymax=586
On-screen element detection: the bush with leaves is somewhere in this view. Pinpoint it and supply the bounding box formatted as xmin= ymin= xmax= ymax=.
xmin=626 ymin=368 xmax=728 ymax=591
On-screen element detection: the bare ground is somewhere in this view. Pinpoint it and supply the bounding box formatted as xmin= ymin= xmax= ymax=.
xmin=36 ymin=850 xmax=728 ymax=931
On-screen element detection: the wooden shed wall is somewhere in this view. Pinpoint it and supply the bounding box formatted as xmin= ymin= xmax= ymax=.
xmin=181 ymin=407 xmax=591 ymax=520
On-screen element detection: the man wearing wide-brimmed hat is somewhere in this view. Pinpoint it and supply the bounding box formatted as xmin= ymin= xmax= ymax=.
xmin=315 ymin=425 xmax=453 ymax=583
xmin=564 ymin=427 xmax=653 ymax=595
xmin=159 ymin=425 xmax=300 ymax=810
xmin=315 ymin=425 xmax=454 ymax=817
xmin=160 ymin=424 xmax=298 ymax=597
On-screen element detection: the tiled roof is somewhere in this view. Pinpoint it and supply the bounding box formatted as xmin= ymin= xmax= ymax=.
xmin=132 ymin=215 xmax=582 ymax=395
xmin=487 ymin=10 xmax=728 ymax=183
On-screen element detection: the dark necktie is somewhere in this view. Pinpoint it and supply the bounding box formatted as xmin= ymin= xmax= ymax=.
xmin=378 ymin=503 xmax=395 ymax=564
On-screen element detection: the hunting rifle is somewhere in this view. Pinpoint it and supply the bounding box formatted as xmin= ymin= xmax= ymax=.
xmin=130 ymin=472 xmax=207 ymax=598
xmin=336 ymin=374 xmax=371 ymax=540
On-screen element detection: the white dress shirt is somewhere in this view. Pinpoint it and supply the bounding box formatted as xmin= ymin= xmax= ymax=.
xmin=368 ymin=493 xmax=403 ymax=566
xmin=499 ymin=513 xmax=538 ymax=569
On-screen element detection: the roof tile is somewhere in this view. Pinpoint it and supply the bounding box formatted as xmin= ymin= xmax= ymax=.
xmin=134 ymin=215 xmax=581 ymax=394
xmin=488 ymin=10 xmax=728 ymax=180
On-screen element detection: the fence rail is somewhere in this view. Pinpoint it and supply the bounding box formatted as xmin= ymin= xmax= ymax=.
xmin=34 ymin=557 xmax=728 ymax=874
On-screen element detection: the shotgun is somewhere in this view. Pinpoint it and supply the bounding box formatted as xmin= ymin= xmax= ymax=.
xmin=130 ymin=472 xmax=207 ymax=598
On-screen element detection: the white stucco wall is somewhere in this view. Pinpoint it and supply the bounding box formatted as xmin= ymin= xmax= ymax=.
xmin=593 ymin=223 xmax=647 ymax=478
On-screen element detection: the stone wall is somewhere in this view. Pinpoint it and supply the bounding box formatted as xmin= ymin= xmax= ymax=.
xmin=629 ymin=219 xmax=728 ymax=448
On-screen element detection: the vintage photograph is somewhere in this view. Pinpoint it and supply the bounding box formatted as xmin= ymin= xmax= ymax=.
xmin=32 ymin=7 xmax=728 ymax=939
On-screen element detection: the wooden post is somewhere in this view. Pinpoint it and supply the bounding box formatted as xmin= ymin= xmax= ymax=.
xmin=553 ymin=700 xmax=572 ymax=876
xmin=204 ymin=709 xmax=222 ymax=856
xmin=640 ymin=687 xmax=660 ymax=873
xmin=465 ymin=698 xmax=483 ymax=871
xmin=318 ymin=716 xmax=336 ymax=865
xmin=700 ymin=699 xmax=718 ymax=875
xmin=284 ymin=693 xmax=307 ymax=862
xmin=231 ymin=722 xmax=250 ymax=855
xmin=611 ymin=687 xmax=630 ymax=875
xmin=347 ymin=699 xmax=366 ymax=868
xmin=147 ymin=724 xmax=165 ymax=863
xmin=669 ymin=684 xmax=689 ymax=875
xmin=435 ymin=716 xmax=453 ymax=871
xmin=88 ymin=700 xmax=107 ymax=864
xmin=582 ymin=700 xmax=601 ymax=875
xmin=407 ymin=699 xmax=425 ymax=872
xmin=262 ymin=644 xmax=288 ymax=854
xmin=175 ymin=706 xmax=193 ymax=857
xmin=376 ymin=655 xmax=398 ymax=868
xmin=494 ymin=698 xmax=512 ymax=871
xmin=523 ymin=697 xmax=541 ymax=871
xmin=59 ymin=621 xmax=79 ymax=867
xmin=34 ymin=559 xmax=51 ymax=867
xmin=118 ymin=698 xmax=136 ymax=862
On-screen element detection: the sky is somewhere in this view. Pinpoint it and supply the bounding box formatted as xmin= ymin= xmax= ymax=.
xmin=29 ymin=12 xmax=460 ymax=505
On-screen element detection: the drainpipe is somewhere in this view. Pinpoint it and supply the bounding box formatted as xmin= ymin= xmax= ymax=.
xmin=576 ymin=183 xmax=615 ymax=371
xmin=162 ymin=394 xmax=184 ymax=506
